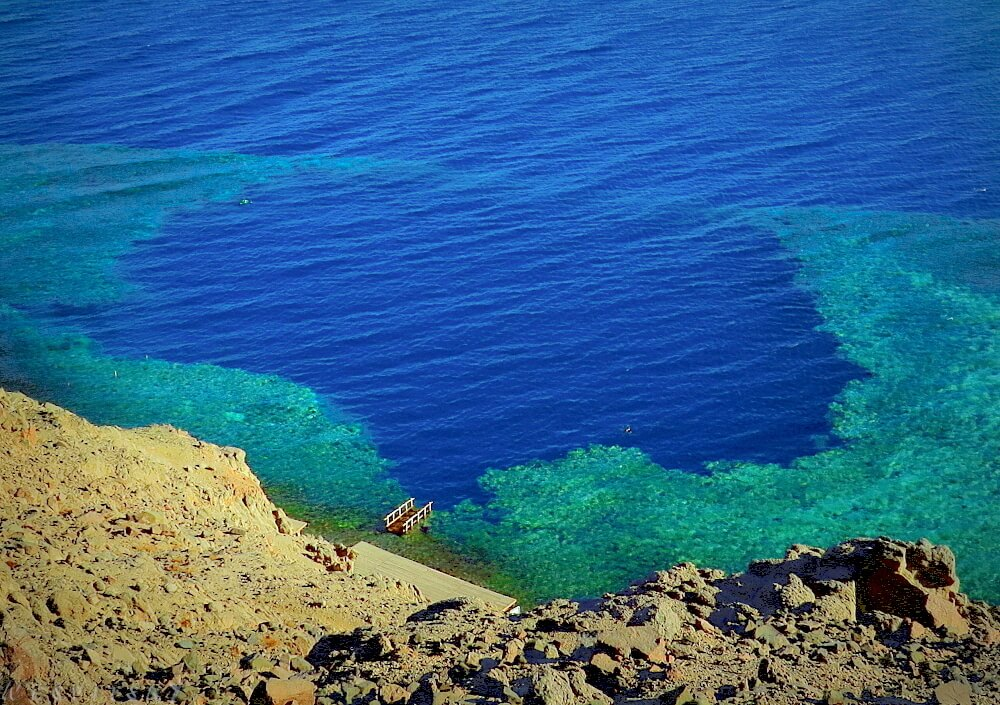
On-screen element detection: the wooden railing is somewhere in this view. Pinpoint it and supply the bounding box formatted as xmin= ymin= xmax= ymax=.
xmin=384 ymin=498 xmax=415 ymax=529
xmin=400 ymin=502 xmax=433 ymax=534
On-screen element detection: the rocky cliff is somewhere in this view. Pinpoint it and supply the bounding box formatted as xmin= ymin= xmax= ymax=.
xmin=1 ymin=389 xmax=997 ymax=705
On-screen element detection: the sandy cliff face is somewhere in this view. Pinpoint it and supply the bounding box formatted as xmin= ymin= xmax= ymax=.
xmin=1 ymin=389 xmax=998 ymax=705
xmin=0 ymin=390 xmax=421 ymax=704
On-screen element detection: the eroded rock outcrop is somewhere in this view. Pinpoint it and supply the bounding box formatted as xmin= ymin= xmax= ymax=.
xmin=0 ymin=390 xmax=424 ymax=705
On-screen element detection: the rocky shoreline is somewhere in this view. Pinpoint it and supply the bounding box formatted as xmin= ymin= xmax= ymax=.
xmin=1 ymin=389 xmax=997 ymax=705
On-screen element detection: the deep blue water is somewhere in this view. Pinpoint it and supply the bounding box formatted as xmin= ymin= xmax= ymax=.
xmin=2 ymin=0 xmax=998 ymax=510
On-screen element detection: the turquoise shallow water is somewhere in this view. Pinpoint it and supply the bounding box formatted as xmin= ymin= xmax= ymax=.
xmin=0 ymin=144 xmax=404 ymax=517
xmin=1 ymin=143 xmax=997 ymax=602
xmin=441 ymin=207 xmax=1000 ymax=601
xmin=2 ymin=0 xmax=998 ymax=602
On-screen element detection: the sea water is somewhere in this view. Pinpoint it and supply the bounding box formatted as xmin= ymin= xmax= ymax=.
xmin=1 ymin=0 xmax=998 ymax=601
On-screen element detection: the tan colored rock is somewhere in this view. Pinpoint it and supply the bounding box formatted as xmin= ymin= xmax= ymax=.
xmin=379 ymin=683 xmax=409 ymax=705
xmin=47 ymin=589 xmax=93 ymax=623
xmin=933 ymin=680 xmax=972 ymax=705
xmin=533 ymin=668 xmax=599 ymax=705
xmin=503 ymin=638 xmax=525 ymax=663
xmin=629 ymin=600 xmax=683 ymax=640
xmin=812 ymin=581 xmax=857 ymax=623
xmin=642 ymin=637 xmax=673 ymax=665
xmin=135 ymin=509 xmax=164 ymax=526
xmin=589 ymin=652 xmax=618 ymax=675
xmin=2 ymin=390 xmax=999 ymax=705
xmin=252 ymin=677 xmax=317 ymax=705
xmin=77 ymin=510 xmax=106 ymax=527
xmin=595 ymin=624 xmax=659 ymax=659
xmin=779 ymin=574 xmax=815 ymax=610
xmin=822 ymin=690 xmax=846 ymax=705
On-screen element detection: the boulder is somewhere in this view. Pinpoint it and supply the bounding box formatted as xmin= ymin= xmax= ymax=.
xmin=778 ymin=574 xmax=815 ymax=610
xmin=853 ymin=539 xmax=969 ymax=635
xmin=251 ymin=677 xmax=317 ymax=705
xmin=531 ymin=669 xmax=575 ymax=705
xmin=532 ymin=667 xmax=611 ymax=705
xmin=934 ymin=680 xmax=972 ymax=705
xmin=811 ymin=581 xmax=857 ymax=623
xmin=379 ymin=683 xmax=409 ymax=705
xmin=627 ymin=600 xmax=682 ymax=640
xmin=589 ymin=652 xmax=618 ymax=675
xmin=752 ymin=623 xmax=789 ymax=650
xmin=502 ymin=638 xmax=525 ymax=664
xmin=46 ymin=589 xmax=93 ymax=623
xmin=595 ymin=625 xmax=660 ymax=659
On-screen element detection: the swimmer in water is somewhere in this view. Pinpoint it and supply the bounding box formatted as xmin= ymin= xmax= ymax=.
xmin=623 ymin=425 xmax=633 ymax=435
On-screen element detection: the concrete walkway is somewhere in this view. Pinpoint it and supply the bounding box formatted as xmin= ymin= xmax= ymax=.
xmin=351 ymin=541 xmax=517 ymax=614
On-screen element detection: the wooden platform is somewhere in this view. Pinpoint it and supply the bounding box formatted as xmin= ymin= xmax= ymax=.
xmin=350 ymin=541 xmax=518 ymax=614
xmin=384 ymin=498 xmax=433 ymax=535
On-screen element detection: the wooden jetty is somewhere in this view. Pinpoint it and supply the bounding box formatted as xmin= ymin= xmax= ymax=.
xmin=351 ymin=541 xmax=518 ymax=614
xmin=384 ymin=497 xmax=433 ymax=535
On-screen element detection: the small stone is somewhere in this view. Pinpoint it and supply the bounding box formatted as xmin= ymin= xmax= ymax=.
xmin=290 ymin=656 xmax=313 ymax=673
xmin=174 ymin=684 xmax=199 ymax=703
xmin=379 ymin=683 xmax=408 ymax=705
xmin=250 ymin=655 xmax=274 ymax=672
xmin=82 ymin=645 xmax=101 ymax=664
xmin=589 ymin=652 xmax=618 ymax=675
xmin=181 ymin=652 xmax=203 ymax=674
xmin=822 ymin=690 xmax=846 ymax=705
xmin=136 ymin=510 xmax=163 ymax=526
xmin=78 ymin=511 xmax=105 ymax=527
xmin=176 ymin=639 xmax=196 ymax=650
xmin=502 ymin=638 xmax=524 ymax=664
xmin=753 ymin=624 xmax=790 ymax=650
xmin=502 ymin=686 xmax=522 ymax=704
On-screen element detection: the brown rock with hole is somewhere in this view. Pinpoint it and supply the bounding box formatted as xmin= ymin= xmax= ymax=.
xmin=856 ymin=539 xmax=969 ymax=635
